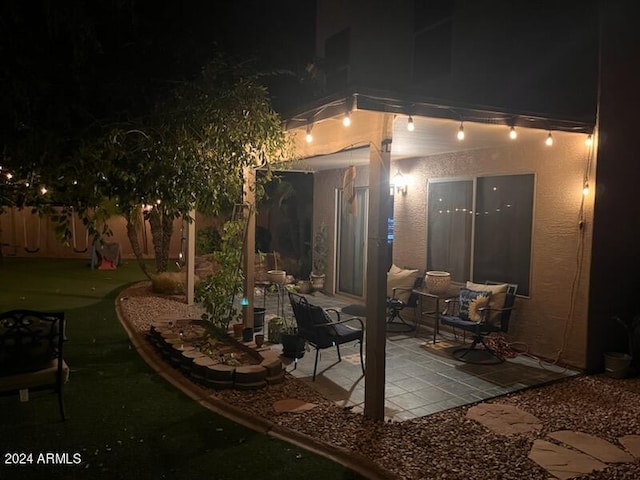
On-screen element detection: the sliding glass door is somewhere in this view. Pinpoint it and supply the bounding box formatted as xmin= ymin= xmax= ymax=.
xmin=337 ymin=188 xmax=368 ymax=297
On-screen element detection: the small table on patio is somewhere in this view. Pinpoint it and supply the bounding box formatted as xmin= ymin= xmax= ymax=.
xmin=412 ymin=286 xmax=459 ymax=343
xmin=255 ymin=281 xmax=286 ymax=319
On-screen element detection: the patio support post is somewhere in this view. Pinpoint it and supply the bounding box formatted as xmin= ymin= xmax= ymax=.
xmin=364 ymin=114 xmax=393 ymax=420
xmin=186 ymin=209 xmax=196 ymax=305
xmin=243 ymin=167 xmax=256 ymax=329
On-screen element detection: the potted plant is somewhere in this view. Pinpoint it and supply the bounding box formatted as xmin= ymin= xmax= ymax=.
xmin=255 ymin=250 xmax=268 ymax=282
xmin=267 ymin=250 xmax=286 ymax=285
xmin=310 ymin=222 xmax=328 ymax=291
xmin=267 ymin=315 xmax=305 ymax=358
xmin=604 ymin=314 xmax=640 ymax=378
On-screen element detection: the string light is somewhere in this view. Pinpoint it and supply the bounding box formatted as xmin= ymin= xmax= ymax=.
xmin=6 ymin=172 xmax=12 ymax=180
xmin=40 ymin=186 xmax=48 ymax=195
xmin=509 ymin=126 xmax=517 ymax=140
xmin=407 ymin=116 xmax=415 ymax=132
xmin=305 ymin=124 xmax=313 ymax=143
xmin=582 ymin=182 xmax=589 ymax=196
xmin=342 ymin=111 xmax=351 ymax=127
xmin=585 ymin=134 xmax=593 ymax=146
xmin=545 ymin=132 xmax=554 ymax=146
xmin=457 ymin=122 xmax=465 ymax=141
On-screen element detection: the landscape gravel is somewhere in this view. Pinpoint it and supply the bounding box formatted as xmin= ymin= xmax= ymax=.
xmin=118 ymin=283 xmax=640 ymax=480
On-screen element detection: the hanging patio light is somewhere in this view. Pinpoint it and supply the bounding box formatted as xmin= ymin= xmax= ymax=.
xmin=343 ymin=111 xmax=351 ymax=127
xmin=585 ymin=134 xmax=593 ymax=146
xmin=407 ymin=116 xmax=415 ymax=132
xmin=305 ymin=124 xmax=313 ymax=143
xmin=545 ymin=132 xmax=554 ymax=146
xmin=457 ymin=122 xmax=465 ymax=141
xmin=509 ymin=126 xmax=517 ymax=140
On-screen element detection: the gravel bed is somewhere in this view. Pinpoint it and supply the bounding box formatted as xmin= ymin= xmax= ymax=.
xmin=118 ymin=283 xmax=640 ymax=480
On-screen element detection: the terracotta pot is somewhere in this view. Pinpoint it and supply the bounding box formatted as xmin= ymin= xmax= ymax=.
xmin=232 ymin=323 xmax=244 ymax=337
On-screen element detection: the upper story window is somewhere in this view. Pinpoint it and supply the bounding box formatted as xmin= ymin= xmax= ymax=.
xmin=412 ymin=0 xmax=454 ymax=83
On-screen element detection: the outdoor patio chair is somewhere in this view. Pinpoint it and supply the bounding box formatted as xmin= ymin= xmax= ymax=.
xmin=440 ymin=282 xmax=517 ymax=364
xmin=288 ymin=292 xmax=365 ymax=381
xmin=0 ymin=309 xmax=69 ymax=420
xmin=386 ymin=271 xmax=424 ymax=332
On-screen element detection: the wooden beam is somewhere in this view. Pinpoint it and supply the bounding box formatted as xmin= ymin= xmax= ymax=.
xmin=364 ymin=114 xmax=394 ymax=420
xmin=243 ymin=167 xmax=256 ymax=329
xmin=186 ymin=209 xmax=196 ymax=305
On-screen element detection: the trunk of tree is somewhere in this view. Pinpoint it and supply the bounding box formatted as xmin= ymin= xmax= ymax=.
xmin=125 ymin=214 xmax=151 ymax=279
xmin=148 ymin=208 xmax=173 ymax=272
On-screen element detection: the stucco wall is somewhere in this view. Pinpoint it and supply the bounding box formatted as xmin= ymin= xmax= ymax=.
xmin=313 ymin=133 xmax=594 ymax=369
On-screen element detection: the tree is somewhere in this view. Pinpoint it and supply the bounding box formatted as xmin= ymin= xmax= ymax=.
xmin=1 ymin=2 xmax=295 ymax=276
xmin=79 ymin=58 xmax=293 ymax=277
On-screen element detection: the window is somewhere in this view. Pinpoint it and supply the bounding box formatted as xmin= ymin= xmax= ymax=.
xmin=427 ymin=174 xmax=534 ymax=295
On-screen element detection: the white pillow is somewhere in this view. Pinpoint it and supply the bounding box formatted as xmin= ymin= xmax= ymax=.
xmin=388 ymin=264 xmax=403 ymax=275
xmin=387 ymin=267 xmax=419 ymax=303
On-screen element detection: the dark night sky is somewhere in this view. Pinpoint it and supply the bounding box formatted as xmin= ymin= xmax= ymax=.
xmin=0 ymin=0 xmax=317 ymax=138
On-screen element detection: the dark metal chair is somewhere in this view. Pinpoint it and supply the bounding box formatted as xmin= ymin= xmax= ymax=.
xmin=288 ymin=292 xmax=364 ymax=381
xmin=440 ymin=283 xmax=517 ymax=364
xmin=0 ymin=309 xmax=68 ymax=420
xmin=386 ymin=274 xmax=424 ymax=332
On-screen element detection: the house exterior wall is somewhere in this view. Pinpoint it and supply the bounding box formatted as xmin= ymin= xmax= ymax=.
xmin=314 ymin=0 xmax=598 ymax=122
xmin=313 ymin=131 xmax=594 ymax=369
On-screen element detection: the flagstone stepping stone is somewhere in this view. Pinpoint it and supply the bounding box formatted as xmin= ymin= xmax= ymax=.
xmin=273 ymin=399 xmax=318 ymax=413
xmin=466 ymin=403 xmax=542 ymax=435
xmin=619 ymin=435 xmax=640 ymax=458
xmin=548 ymin=431 xmax=634 ymax=463
xmin=528 ymin=439 xmax=606 ymax=480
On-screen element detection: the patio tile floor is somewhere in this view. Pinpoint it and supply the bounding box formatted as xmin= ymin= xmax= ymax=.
xmin=252 ymin=289 xmax=579 ymax=422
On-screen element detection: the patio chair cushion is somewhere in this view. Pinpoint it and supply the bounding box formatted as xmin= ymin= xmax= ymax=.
xmin=458 ymin=287 xmax=492 ymax=322
xmin=466 ymin=282 xmax=508 ymax=322
xmin=387 ymin=266 xmax=419 ymax=303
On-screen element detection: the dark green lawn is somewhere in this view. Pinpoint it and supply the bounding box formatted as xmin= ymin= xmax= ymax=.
xmin=0 ymin=258 xmax=363 ymax=480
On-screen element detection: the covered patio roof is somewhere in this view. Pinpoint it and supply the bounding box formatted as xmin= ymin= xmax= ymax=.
xmin=282 ymin=89 xmax=594 ymax=171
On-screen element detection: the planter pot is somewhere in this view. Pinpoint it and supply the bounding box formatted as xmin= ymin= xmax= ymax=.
xmin=267 ymin=270 xmax=286 ymax=285
xmin=281 ymin=333 xmax=306 ymax=359
xmin=254 ymin=334 xmax=265 ymax=348
xmin=242 ymin=327 xmax=254 ymax=342
xmin=232 ymin=323 xmax=244 ymax=338
xmin=310 ymin=273 xmax=326 ymax=292
xmin=253 ymin=307 xmax=266 ymax=332
xmin=297 ymin=280 xmax=312 ymax=294
xmin=604 ymin=352 xmax=632 ymax=378
xmin=425 ymin=271 xmax=451 ymax=295
xmin=268 ymin=319 xmax=285 ymax=344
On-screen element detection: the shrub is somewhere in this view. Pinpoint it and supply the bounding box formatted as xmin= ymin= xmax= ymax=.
xmin=151 ymin=272 xmax=187 ymax=295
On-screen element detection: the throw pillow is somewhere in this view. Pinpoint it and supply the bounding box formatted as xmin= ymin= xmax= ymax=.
xmin=466 ymin=282 xmax=509 ymax=323
xmin=387 ymin=267 xmax=419 ymax=303
xmin=459 ymin=287 xmax=492 ymax=322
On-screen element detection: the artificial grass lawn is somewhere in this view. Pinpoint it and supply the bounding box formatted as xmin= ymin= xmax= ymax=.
xmin=0 ymin=258 xmax=364 ymax=480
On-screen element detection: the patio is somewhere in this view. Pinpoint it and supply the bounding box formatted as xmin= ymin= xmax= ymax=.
xmin=256 ymin=289 xmax=579 ymax=422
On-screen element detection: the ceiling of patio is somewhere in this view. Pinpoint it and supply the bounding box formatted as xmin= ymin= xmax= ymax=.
xmin=286 ymin=112 xmax=585 ymax=172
